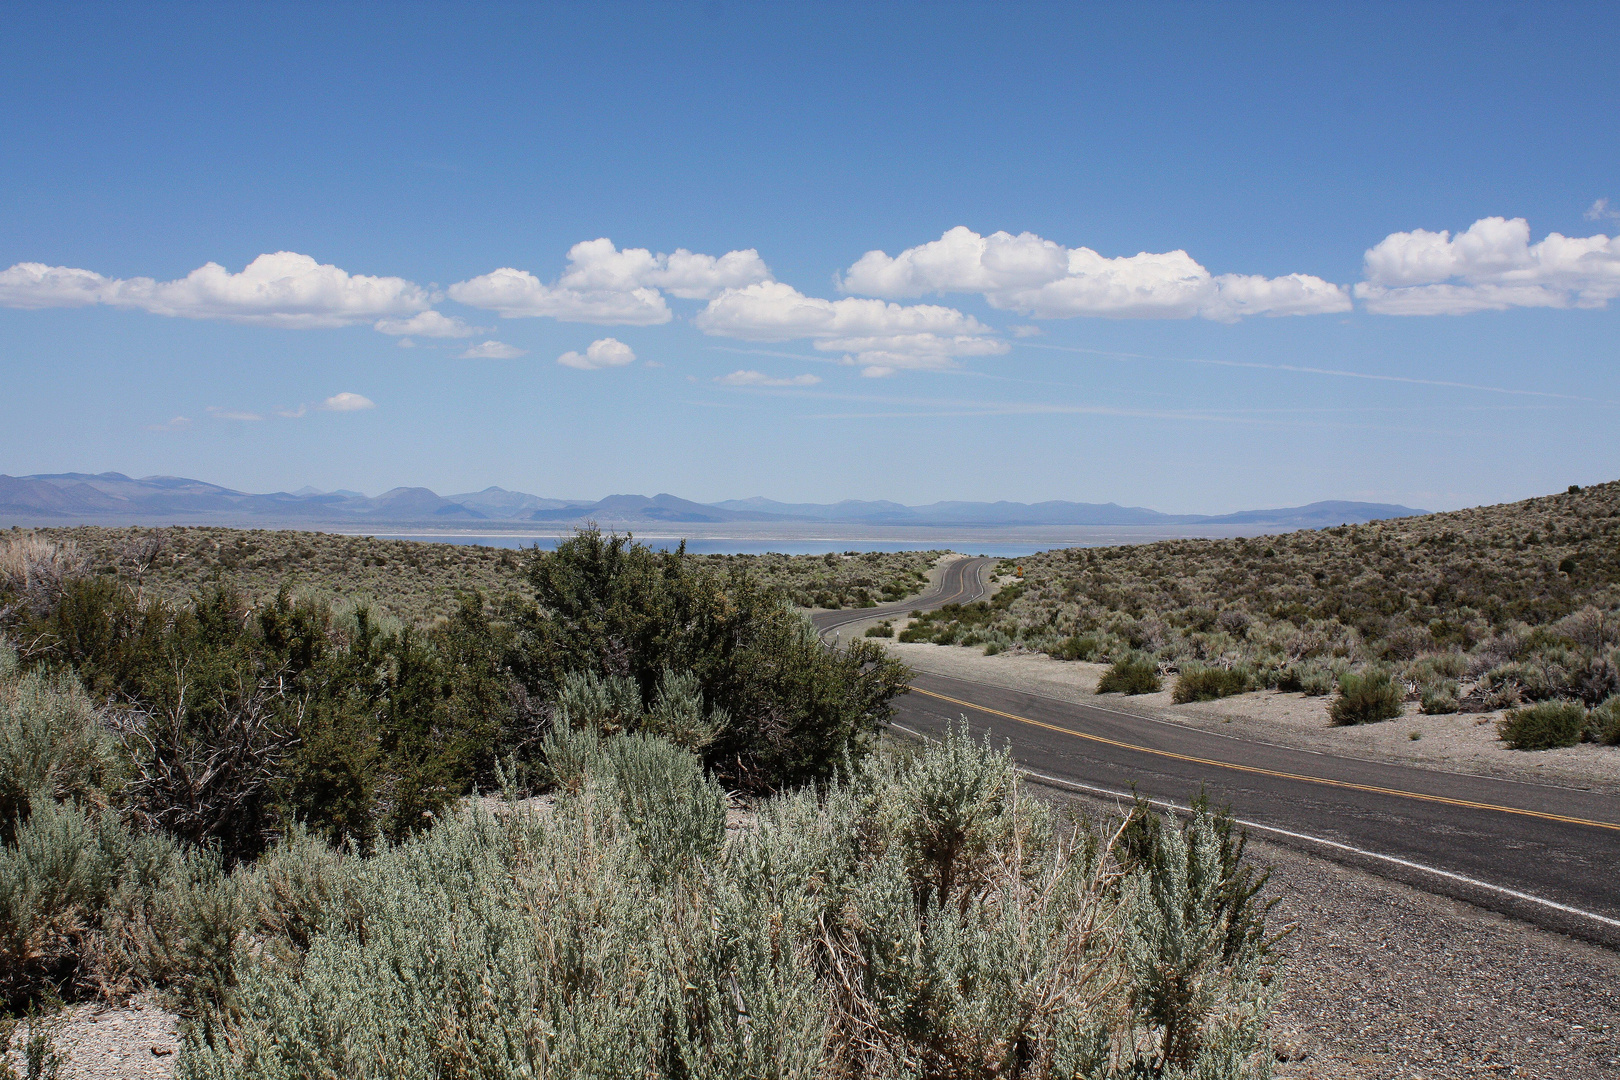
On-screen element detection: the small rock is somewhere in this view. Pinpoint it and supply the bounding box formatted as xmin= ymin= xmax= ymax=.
xmin=152 ymin=1044 xmax=175 ymax=1056
xmin=1274 ymin=1037 xmax=1311 ymax=1062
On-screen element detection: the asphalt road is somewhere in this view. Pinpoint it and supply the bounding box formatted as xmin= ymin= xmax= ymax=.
xmin=812 ymin=557 xmax=1620 ymax=947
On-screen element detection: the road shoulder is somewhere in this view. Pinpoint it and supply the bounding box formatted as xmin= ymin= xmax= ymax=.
xmin=886 ymin=639 xmax=1620 ymax=795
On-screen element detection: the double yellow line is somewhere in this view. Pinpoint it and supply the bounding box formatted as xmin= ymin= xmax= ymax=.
xmin=909 ymin=686 xmax=1620 ymax=833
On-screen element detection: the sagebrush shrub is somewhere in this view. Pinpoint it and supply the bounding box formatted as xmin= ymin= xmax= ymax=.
xmin=1588 ymin=696 xmax=1620 ymax=746
xmin=0 ymin=671 xmax=124 ymax=843
xmin=1329 ymin=670 xmax=1404 ymax=725
xmin=1173 ymin=666 xmax=1251 ymax=704
xmin=1498 ymin=701 xmax=1587 ymax=750
xmin=1420 ymin=680 xmax=1461 ymax=715
xmin=1098 ymin=656 xmax=1162 ymax=695
xmin=174 ymin=729 xmax=1277 ymax=1079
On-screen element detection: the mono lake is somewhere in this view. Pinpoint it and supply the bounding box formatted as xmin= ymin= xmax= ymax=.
xmin=357 ymin=534 xmax=1056 ymax=557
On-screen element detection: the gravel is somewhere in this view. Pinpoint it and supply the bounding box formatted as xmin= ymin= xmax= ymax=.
xmin=4 ymin=996 xmax=178 ymax=1080
xmin=1258 ymin=836 xmax=1620 ymax=1079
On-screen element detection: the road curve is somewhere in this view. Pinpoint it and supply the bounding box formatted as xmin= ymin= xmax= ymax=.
xmin=810 ymin=557 xmax=1620 ymax=947
xmin=812 ymin=555 xmax=994 ymax=642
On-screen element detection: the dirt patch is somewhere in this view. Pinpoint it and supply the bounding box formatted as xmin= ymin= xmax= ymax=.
xmin=888 ymin=640 xmax=1620 ymax=794
xmin=4 ymin=996 xmax=179 ymax=1080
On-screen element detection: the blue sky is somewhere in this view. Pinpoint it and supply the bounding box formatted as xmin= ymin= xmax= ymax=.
xmin=1 ymin=2 xmax=1616 ymax=513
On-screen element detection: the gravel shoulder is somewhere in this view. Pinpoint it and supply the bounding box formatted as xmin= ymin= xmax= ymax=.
xmin=1256 ymin=835 xmax=1620 ymax=1078
xmin=882 ymin=639 xmax=1620 ymax=795
xmin=1021 ymin=780 xmax=1620 ymax=1080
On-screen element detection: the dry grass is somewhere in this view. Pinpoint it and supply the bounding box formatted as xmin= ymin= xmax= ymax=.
xmin=21 ymin=527 xmax=941 ymax=625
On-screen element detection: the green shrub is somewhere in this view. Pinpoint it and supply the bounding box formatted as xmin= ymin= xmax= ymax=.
xmin=1172 ymin=665 xmax=1250 ymax=704
xmin=0 ymin=793 xmax=185 ymax=1010
xmin=1329 ymin=670 xmax=1405 ymax=725
xmin=1498 ymin=701 xmax=1587 ymax=750
xmin=173 ymin=729 xmax=1276 ymax=1080
xmin=1051 ymin=634 xmax=1103 ymax=661
xmin=1097 ymin=656 xmax=1162 ymax=695
xmin=598 ymin=733 xmax=728 ymax=880
xmin=864 ymin=621 xmax=893 ymax=638
xmin=0 ymin=671 xmax=124 ymax=844
xmin=1587 ymin=696 xmax=1620 ymax=745
xmin=1419 ymin=680 xmax=1461 ymax=715
xmin=521 ymin=529 xmax=910 ymax=790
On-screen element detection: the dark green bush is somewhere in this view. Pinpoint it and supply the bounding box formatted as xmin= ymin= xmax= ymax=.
xmin=519 ymin=529 xmax=910 ymax=790
xmin=1097 ymin=656 xmax=1162 ymax=695
xmin=1498 ymin=701 xmax=1587 ymax=750
xmin=1172 ymin=665 xmax=1250 ymax=704
xmin=864 ymin=621 xmax=893 ymax=638
xmin=15 ymin=581 xmax=507 ymax=860
xmin=1329 ymin=671 xmax=1404 ymax=725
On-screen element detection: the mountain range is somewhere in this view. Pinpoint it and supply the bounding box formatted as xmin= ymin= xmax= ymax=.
xmin=0 ymin=472 xmax=1427 ymax=530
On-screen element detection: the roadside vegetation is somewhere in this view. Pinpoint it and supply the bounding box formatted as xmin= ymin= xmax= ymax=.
xmin=29 ymin=526 xmax=941 ymax=623
xmin=0 ymin=530 xmax=1279 ymax=1078
xmin=900 ymin=482 xmax=1620 ymax=750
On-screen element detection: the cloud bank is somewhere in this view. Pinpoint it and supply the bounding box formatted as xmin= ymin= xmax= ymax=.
xmin=1354 ymin=216 xmax=1620 ymax=314
xmin=837 ymin=226 xmax=1351 ymax=321
xmin=693 ymin=280 xmax=1007 ymax=376
xmin=0 ymin=252 xmax=432 ymax=328
xmin=449 ymin=239 xmax=772 ymax=325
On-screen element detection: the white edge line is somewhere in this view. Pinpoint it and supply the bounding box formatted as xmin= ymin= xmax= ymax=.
xmin=887 ymin=721 xmax=1620 ymax=932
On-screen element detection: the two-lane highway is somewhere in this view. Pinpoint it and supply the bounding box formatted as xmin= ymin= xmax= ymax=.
xmin=812 ymin=554 xmax=991 ymax=642
xmin=812 ymin=557 xmax=1620 ymax=946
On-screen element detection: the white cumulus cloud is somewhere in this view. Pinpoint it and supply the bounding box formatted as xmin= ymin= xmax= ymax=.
xmin=694 ymin=280 xmax=1007 ymax=375
xmin=1354 ymin=216 xmax=1620 ymax=314
xmin=715 ymin=369 xmax=821 ymax=387
xmin=557 ymin=337 xmax=637 ymax=370
xmin=374 ymin=310 xmax=485 ymax=337
xmin=838 ymin=226 xmax=1350 ymax=321
xmin=449 ymin=239 xmax=772 ymax=325
xmin=459 ymin=340 xmax=528 ymax=360
xmin=0 ymin=253 xmax=433 ymax=328
xmin=319 ymin=392 xmax=375 ymax=412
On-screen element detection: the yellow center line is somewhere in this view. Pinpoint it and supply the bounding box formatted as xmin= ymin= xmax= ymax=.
xmin=909 ymin=686 xmax=1620 ymax=833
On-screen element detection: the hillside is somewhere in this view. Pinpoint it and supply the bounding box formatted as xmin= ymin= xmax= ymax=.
xmin=25 ymin=526 xmax=942 ymax=623
xmin=902 ymin=481 xmax=1620 ymax=715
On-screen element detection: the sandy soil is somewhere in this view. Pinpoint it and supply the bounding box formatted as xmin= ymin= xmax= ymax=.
xmin=4 ymin=996 xmax=179 ymax=1079
xmin=884 ymin=639 xmax=1620 ymax=795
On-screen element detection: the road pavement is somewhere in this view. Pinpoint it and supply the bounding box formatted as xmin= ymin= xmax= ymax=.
xmin=811 ymin=557 xmax=1620 ymax=947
